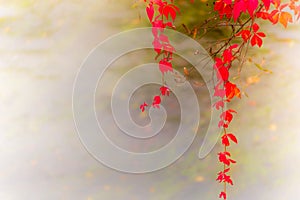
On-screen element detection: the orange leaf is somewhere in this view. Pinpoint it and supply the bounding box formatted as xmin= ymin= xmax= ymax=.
xmin=279 ymin=11 xmax=293 ymax=28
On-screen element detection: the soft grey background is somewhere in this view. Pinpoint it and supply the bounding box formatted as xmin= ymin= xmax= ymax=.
xmin=1 ymin=0 xmax=300 ymax=199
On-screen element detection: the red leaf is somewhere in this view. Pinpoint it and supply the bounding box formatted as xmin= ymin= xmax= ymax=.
xmin=214 ymin=100 xmax=224 ymax=110
xmin=229 ymin=44 xmax=239 ymax=50
xmin=251 ymin=34 xmax=263 ymax=47
xmin=256 ymin=32 xmax=266 ymax=37
xmin=232 ymin=0 xmax=246 ymax=21
xmin=223 ymin=48 xmax=235 ymax=64
xmin=224 ymin=168 xmax=230 ymax=173
xmin=159 ymin=59 xmax=173 ymax=74
xmin=219 ymin=191 xmax=227 ymax=200
xmin=152 ymin=38 xmax=162 ymax=54
xmin=214 ymin=58 xmax=229 ymax=81
xmin=152 ymin=95 xmax=161 ymax=108
xmin=159 ymin=34 xmax=169 ymax=43
xmin=248 ymin=23 xmax=265 ymax=47
xmin=227 ymin=133 xmax=238 ymax=144
xmin=221 ymin=134 xmax=230 ymax=146
xmin=252 ymin=23 xmax=259 ymax=32
xmin=224 ymin=0 xmax=232 ymax=4
xmin=218 ymin=151 xmax=236 ymax=166
xmin=269 ymin=10 xmax=280 ymax=24
xmin=218 ymin=120 xmax=226 ymax=128
xmin=216 ymin=168 xmax=233 ymax=185
xmin=247 ymin=0 xmax=259 ymax=16
xmin=256 ymin=11 xmax=270 ymax=20
xmin=160 ymin=86 xmax=170 ymax=96
xmin=220 ymin=109 xmax=237 ymax=126
xmin=161 ymin=4 xmax=180 ymax=21
xmin=262 ymin=0 xmax=271 ymax=10
xmin=164 ymin=22 xmax=174 ymax=28
xmin=214 ymin=0 xmax=233 ymax=20
xmin=241 ymin=30 xmax=251 ymax=42
xmin=152 ymin=19 xmax=164 ymax=29
xmin=225 ymin=81 xmax=241 ymax=100
xmin=140 ymin=102 xmax=148 ymax=112
xmin=218 ymin=66 xmax=229 ymax=81
xmin=233 ymin=0 xmax=258 ymax=21
xmin=236 ymin=29 xmax=251 ymax=42
xmin=224 ymin=174 xmax=233 ymax=185
xmin=146 ymin=3 xmax=154 ymax=22
xmin=214 ymin=81 xmax=226 ymax=98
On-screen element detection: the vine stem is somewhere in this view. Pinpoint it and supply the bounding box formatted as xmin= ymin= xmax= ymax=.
xmin=223 ymin=126 xmax=227 ymax=194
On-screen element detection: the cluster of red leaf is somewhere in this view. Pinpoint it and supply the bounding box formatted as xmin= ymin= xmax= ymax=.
xmin=236 ymin=23 xmax=266 ymax=47
xmin=139 ymin=0 xmax=300 ymax=199
xmin=216 ymin=168 xmax=234 ymax=186
xmin=213 ymin=0 xmax=300 ymax=198
xmin=213 ymin=44 xmax=240 ymax=199
xmin=140 ymin=85 xmax=169 ymax=111
xmin=215 ymin=0 xmax=299 ymax=27
xmin=256 ymin=0 xmax=300 ymax=28
xmin=140 ymin=0 xmax=179 ymax=112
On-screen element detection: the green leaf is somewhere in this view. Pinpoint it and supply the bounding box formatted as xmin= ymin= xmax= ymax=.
xmin=254 ymin=63 xmax=272 ymax=73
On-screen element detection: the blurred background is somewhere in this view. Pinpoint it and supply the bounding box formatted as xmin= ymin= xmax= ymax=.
xmin=0 ymin=0 xmax=300 ymax=199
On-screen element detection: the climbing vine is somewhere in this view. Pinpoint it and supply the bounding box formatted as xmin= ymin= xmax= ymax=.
xmin=138 ymin=0 xmax=300 ymax=199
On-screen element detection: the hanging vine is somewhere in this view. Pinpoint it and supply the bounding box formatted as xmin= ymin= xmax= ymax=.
xmin=138 ymin=0 xmax=300 ymax=199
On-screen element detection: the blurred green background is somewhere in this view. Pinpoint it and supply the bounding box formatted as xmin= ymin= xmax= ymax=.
xmin=0 ymin=0 xmax=300 ymax=199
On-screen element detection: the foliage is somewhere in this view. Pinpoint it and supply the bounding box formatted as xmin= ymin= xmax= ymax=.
xmin=137 ymin=0 xmax=300 ymax=199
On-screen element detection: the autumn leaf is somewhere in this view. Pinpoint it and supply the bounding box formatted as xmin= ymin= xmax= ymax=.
xmin=232 ymin=0 xmax=246 ymax=21
xmin=224 ymin=174 xmax=233 ymax=185
xmin=250 ymin=23 xmax=266 ymax=47
xmin=218 ymin=151 xmax=236 ymax=166
xmin=152 ymin=38 xmax=162 ymax=54
xmin=279 ymin=12 xmax=293 ymax=28
xmin=262 ymin=0 xmax=271 ymax=10
xmin=219 ymin=191 xmax=227 ymax=200
xmin=214 ymin=58 xmax=229 ymax=81
xmin=256 ymin=11 xmax=270 ymax=20
xmin=159 ymin=59 xmax=173 ymax=74
xmin=152 ymin=95 xmax=161 ymax=108
xmin=220 ymin=109 xmax=237 ymax=128
xmin=247 ymin=0 xmax=259 ymax=16
xmin=221 ymin=134 xmax=230 ymax=146
xmin=214 ymin=0 xmax=233 ymax=20
xmin=223 ymin=48 xmax=235 ymax=64
xmin=216 ymin=168 xmax=233 ymax=185
xmin=251 ymin=34 xmax=263 ymax=47
xmin=227 ymin=133 xmax=238 ymax=144
xmin=146 ymin=3 xmax=154 ymax=22
xmin=214 ymin=100 xmax=224 ymax=110
xmin=160 ymin=86 xmax=170 ymax=96
xmin=236 ymin=29 xmax=251 ymax=42
xmin=140 ymin=102 xmax=148 ymax=112
xmin=222 ymin=133 xmax=238 ymax=146
xmin=269 ymin=7 xmax=293 ymax=28
xmin=225 ymin=81 xmax=241 ymax=100
xmin=214 ymin=81 xmax=226 ymax=98
xmin=160 ymin=3 xmax=180 ymax=21
xmin=159 ymin=34 xmax=169 ymax=43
